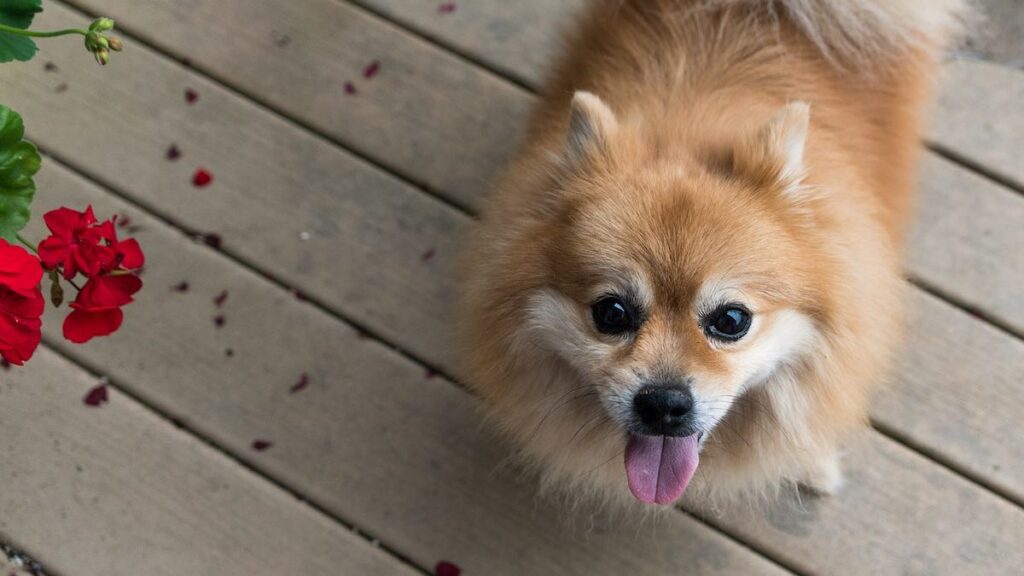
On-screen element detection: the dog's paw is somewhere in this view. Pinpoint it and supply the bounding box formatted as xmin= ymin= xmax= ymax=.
xmin=800 ymin=453 xmax=844 ymax=496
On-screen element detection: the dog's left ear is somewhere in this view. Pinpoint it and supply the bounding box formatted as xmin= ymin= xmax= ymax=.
xmin=564 ymin=91 xmax=618 ymax=167
xmin=733 ymin=102 xmax=810 ymax=195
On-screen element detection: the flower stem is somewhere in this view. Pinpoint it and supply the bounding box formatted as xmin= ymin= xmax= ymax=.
xmin=15 ymin=233 xmax=37 ymax=255
xmin=0 ymin=23 xmax=89 ymax=38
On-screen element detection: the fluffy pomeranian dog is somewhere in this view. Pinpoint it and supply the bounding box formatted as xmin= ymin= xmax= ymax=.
xmin=459 ymin=0 xmax=965 ymax=507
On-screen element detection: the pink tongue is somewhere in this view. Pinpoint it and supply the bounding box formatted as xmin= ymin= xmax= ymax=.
xmin=624 ymin=433 xmax=700 ymax=504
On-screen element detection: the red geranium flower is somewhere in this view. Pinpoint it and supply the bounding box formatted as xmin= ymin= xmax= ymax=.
xmin=37 ymin=206 xmax=113 ymax=279
xmin=56 ymin=213 xmax=145 ymax=344
xmin=64 ymin=273 xmax=143 ymax=343
xmin=0 ymin=239 xmax=44 ymax=365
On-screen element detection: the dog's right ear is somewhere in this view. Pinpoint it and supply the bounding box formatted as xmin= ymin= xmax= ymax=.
xmin=564 ymin=91 xmax=618 ymax=167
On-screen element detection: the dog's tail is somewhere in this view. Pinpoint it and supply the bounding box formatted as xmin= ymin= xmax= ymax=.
xmin=759 ymin=0 xmax=970 ymax=65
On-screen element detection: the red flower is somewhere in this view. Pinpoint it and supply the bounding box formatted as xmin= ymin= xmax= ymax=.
xmin=0 ymin=239 xmax=44 ymax=365
xmin=63 ymin=273 xmax=143 ymax=343
xmin=57 ymin=213 xmax=145 ymax=344
xmin=37 ymin=206 xmax=106 ymax=279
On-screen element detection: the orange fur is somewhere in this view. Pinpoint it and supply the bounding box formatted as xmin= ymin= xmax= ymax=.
xmin=458 ymin=0 xmax=963 ymax=507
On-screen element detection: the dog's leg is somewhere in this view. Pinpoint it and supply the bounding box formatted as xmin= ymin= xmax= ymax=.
xmin=800 ymin=450 xmax=844 ymax=496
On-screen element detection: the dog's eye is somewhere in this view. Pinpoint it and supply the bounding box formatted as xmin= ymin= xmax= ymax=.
xmin=592 ymin=296 xmax=636 ymax=335
xmin=705 ymin=305 xmax=752 ymax=341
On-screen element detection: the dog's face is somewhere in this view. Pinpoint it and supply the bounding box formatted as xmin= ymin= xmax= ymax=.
xmin=519 ymin=93 xmax=825 ymax=503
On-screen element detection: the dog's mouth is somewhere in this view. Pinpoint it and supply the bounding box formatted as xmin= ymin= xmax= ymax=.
xmin=624 ymin=431 xmax=701 ymax=504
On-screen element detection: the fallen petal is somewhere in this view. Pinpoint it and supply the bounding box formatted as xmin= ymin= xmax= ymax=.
xmin=192 ymin=168 xmax=214 ymax=187
xmin=434 ymin=561 xmax=461 ymax=576
xmin=83 ymin=384 xmax=109 ymax=407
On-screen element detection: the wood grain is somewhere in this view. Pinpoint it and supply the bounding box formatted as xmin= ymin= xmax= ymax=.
xmin=931 ymin=58 xmax=1024 ymax=189
xmin=705 ymin=433 xmax=1024 ymax=576
xmin=352 ymin=0 xmax=583 ymax=86
xmin=909 ymin=154 xmax=1024 ymax=335
xmin=0 ymin=348 xmax=418 ymax=576
xmin=63 ymin=0 xmax=529 ymax=209
xmin=879 ymin=290 xmax=1024 ymax=503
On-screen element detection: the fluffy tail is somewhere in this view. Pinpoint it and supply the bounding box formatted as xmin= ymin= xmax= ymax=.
xmin=760 ymin=0 xmax=970 ymax=65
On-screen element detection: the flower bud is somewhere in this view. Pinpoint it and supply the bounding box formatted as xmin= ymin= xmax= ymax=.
xmin=90 ymin=17 xmax=115 ymax=32
xmin=94 ymin=48 xmax=110 ymax=66
xmin=84 ymin=31 xmax=100 ymax=51
xmin=107 ymin=36 xmax=123 ymax=51
xmin=95 ymin=35 xmax=110 ymax=49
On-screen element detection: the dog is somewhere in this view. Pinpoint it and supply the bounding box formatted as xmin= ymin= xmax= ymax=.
xmin=458 ymin=0 xmax=965 ymax=507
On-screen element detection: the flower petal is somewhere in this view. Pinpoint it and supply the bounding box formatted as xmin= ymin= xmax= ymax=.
xmin=0 ymin=240 xmax=43 ymax=295
xmin=37 ymin=236 xmax=69 ymax=273
xmin=42 ymin=207 xmax=88 ymax=239
xmin=115 ymin=238 xmax=145 ymax=270
xmin=73 ymin=274 xmax=143 ymax=310
xmin=63 ymin=307 xmax=124 ymax=343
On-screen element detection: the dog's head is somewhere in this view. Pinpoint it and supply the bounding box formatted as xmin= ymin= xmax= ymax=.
xmin=515 ymin=92 xmax=830 ymax=504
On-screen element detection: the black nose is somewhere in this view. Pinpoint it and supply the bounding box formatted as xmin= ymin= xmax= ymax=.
xmin=633 ymin=385 xmax=695 ymax=436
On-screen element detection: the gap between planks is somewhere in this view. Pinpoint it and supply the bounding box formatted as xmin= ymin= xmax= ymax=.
xmin=928 ymin=143 xmax=1024 ymax=198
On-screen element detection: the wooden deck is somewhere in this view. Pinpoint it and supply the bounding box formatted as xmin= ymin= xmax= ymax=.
xmin=0 ymin=1 xmax=1022 ymax=574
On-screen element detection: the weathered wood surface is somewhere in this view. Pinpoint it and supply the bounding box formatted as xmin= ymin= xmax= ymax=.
xmin=353 ymin=0 xmax=583 ymax=86
xmin=909 ymin=154 xmax=1024 ymax=336
xmin=932 ymin=59 xmax=1024 ymax=190
xmin=0 ymin=347 xmax=418 ymax=576
xmin=709 ymin=434 xmax=1024 ymax=576
xmin=0 ymin=0 xmax=1018 ymax=573
xmin=25 ymin=161 xmax=791 ymax=576
xmin=64 ymin=0 xmax=529 ymax=209
xmin=879 ymin=290 xmax=1024 ymax=504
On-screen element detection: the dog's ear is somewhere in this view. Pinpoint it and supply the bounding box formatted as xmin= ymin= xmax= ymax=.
xmin=564 ymin=91 xmax=618 ymax=166
xmin=733 ymin=102 xmax=810 ymax=195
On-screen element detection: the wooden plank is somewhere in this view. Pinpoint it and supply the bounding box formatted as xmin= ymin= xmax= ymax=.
xmin=4 ymin=1 xmax=1022 ymax=571
xmin=706 ymin=434 xmax=1024 ymax=576
xmin=909 ymin=154 xmax=1024 ymax=335
xmin=60 ymin=0 xmax=528 ymax=210
xmin=0 ymin=348 xmax=418 ymax=576
xmin=351 ymin=0 xmax=574 ymax=86
xmin=931 ymin=58 xmax=1024 ymax=189
xmin=351 ymin=0 xmax=583 ymax=86
xmin=24 ymin=161 xmax=791 ymax=576
xmin=878 ymin=289 xmax=1024 ymax=503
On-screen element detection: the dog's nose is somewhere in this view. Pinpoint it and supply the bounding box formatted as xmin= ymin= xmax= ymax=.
xmin=633 ymin=385 xmax=695 ymax=436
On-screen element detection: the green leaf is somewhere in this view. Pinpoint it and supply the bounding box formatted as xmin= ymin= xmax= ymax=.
xmin=0 ymin=104 xmax=41 ymax=242
xmin=0 ymin=0 xmax=43 ymax=63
